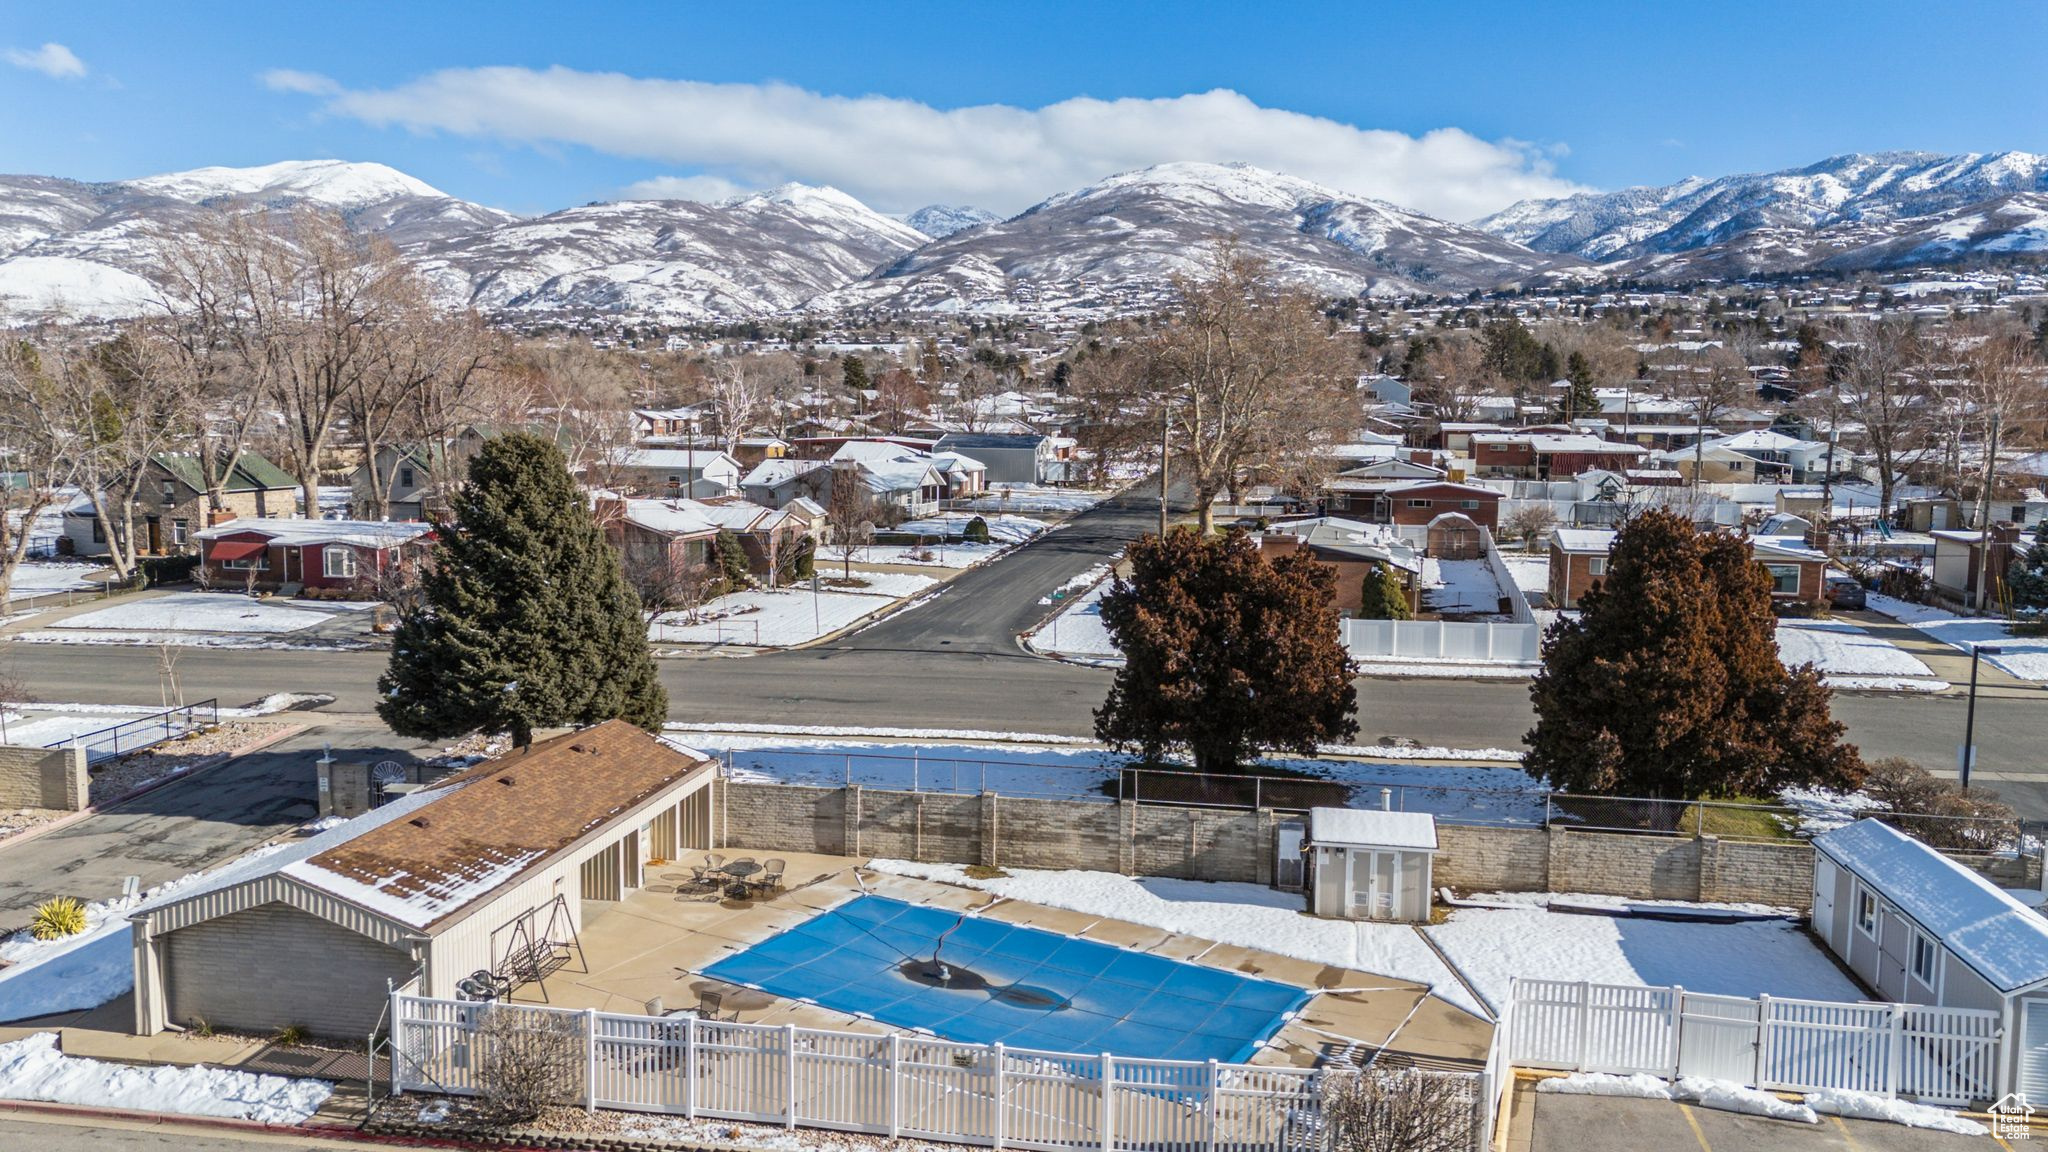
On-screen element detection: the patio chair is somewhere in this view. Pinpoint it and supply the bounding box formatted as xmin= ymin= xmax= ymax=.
xmin=754 ymin=859 xmax=785 ymax=893
xmin=697 ymin=989 xmax=738 ymax=1022
xmin=702 ymin=853 xmax=726 ymax=874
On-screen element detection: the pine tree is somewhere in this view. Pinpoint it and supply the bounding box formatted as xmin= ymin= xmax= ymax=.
xmin=962 ymin=516 xmax=991 ymax=544
xmin=2007 ymin=522 xmax=2048 ymax=611
xmin=714 ymin=529 xmax=751 ymax=591
xmin=1525 ymin=508 xmax=1863 ymax=799
xmin=841 ymin=356 xmax=870 ymax=393
xmin=1095 ymin=528 xmax=1358 ymax=774
xmin=1357 ymin=563 xmax=1412 ymax=620
xmin=1558 ymin=351 xmax=1600 ymax=421
xmin=378 ymin=432 xmax=667 ymax=747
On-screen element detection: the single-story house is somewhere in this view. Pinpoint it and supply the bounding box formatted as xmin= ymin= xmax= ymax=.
xmin=740 ymin=458 xmax=834 ymax=509
xmin=1381 ymin=482 xmax=1502 ymax=530
xmin=600 ymin=497 xmax=720 ymax=576
xmin=928 ymin=451 xmax=989 ymax=498
xmin=129 ymin=721 xmax=716 ymax=1040
xmin=1547 ymin=527 xmax=1616 ymax=610
xmin=1259 ymin=517 xmax=1423 ymax=616
xmin=932 ymin=432 xmax=1063 ymax=485
xmin=63 ymin=452 xmax=299 ymax=559
xmin=840 ymin=458 xmax=945 ymax=519
xmin=192 ymin=518 xmax=434 ymax=593
xmin=1750 ymin=535 xmax=1829 ymax=603
xmin=1812 ymin=819 xmax=2048 ymax=1101
xmin=610 ymin=449 xmax=744 ymax=499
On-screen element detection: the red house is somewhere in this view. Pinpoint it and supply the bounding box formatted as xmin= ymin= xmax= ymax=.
xmin=193 ymin=518 xmax=435 ymax=593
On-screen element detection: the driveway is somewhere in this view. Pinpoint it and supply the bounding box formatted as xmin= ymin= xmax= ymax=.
xmin=1527 ymin=1087 xmax=1998 ymax=1151
xmin=0 ymin=723 xmax=428 ymax=935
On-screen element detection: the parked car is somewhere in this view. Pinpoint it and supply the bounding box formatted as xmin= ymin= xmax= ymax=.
xmin=1823 ymin=575 xmax=1866 ymax=610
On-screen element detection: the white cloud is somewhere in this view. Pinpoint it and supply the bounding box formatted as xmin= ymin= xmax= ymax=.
xmin=6 ymin=43 xmax=86 ymax=80
xmin=295 ymin=66 xmax=1585 ymax=221
xmin=260 ymin=68 xmax=339 ymax=96
xmin=621 ymin=174 xmax=751 ymax=202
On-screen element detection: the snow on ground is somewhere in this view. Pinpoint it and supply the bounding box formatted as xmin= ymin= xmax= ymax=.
xmin=11 ymin=630 xmax=371 ymax=651
xmin=1537 ymin=1072 xmax=1674 ymax=1099
xmin=317 ymin=485 xmax=352 ymax=518
xmin=1420 ymin=558 xmax=1507 ymax=616
xmin=895 ymin=513 xmax=1049 ymax=544
xmin=6 ymin=563 xmax=107 ymax=597
xmin=1677 ymin=1078 xmax=1816 ymax=1123
xmin=668 ymin=724 xmax=1523 ymax=764
xmin=1352 ymin=661 xmax=1537 ymax=679
xmin=1424 ymin=906 xmax=1862 ymax=1015
xmin=652 ymin=576 xmax=936 ymax=647
xmin=1500 ymin=555 xmax=1551 ymax=600
xmin=1803 ymin=1088 xmax=1986 ymax=1135
xmin=1025 ymin=576 xmax=1117 ymax=661
xmin=1869 ymin=592 xmax=2048 ymax=680
xmin=869 ymin=861 xmax=1483 ymax=1016
xmin=949 ymin=485 xmax=1109 ymax=514
xmin=850 ymin=542 xmax=1009 ymax=569
xmin=1774 ymin=619 xmax=1944 ymax=691
xmin=1777 ymin=786 xmax=1886 ymax=835
xmin=0 ymin=1032 xmax=332 ymax=1124
xmin=45 ymin=592 xmax=376 ymax=635
xmin=694 ymin=734 xmax=1544 ymax=821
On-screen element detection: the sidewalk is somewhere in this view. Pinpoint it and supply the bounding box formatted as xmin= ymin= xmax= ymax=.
xmin=1841 ymin=609 xmax=2042 ymax=697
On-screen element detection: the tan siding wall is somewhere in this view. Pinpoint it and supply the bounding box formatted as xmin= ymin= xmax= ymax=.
xmin=165 ymin=901 xmax=414 ymax=1040
xmin=0 ymin=744 xmax=87 ymax=810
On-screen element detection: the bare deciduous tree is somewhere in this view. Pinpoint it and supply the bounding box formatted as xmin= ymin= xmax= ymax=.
xmin=1837 ymin=319 xmax=1935 ymax=517
xmin=824 ymin=470 xmax=878 ymax=579
xmin=704 ymin=354 xmax=766 ymax=455
xmin=474 ymin=1004 xmax=585 ymax=1125
xmin=1321 ymin=1068 xmax=1479 ymax=1152
xmin=0 ymin=339 xmax=85 ymax=601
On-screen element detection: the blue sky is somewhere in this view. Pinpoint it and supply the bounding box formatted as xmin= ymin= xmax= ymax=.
xmin=4 ymin=1 xmax=2045 ymax=221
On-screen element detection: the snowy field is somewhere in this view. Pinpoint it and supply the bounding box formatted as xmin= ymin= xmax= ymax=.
xmin=1499 ymin=555 xmax=1551 ymax=601
xmin=894 ymin=513 xmax=1049 ymax=544
xmin=692 ymin=733 xmax=1545 ymax=822
xmin=6 ymin=562 xmax=107 ymax=597
xmin=650 ymin=574 xmax=937 ymax=647
xmin=1774 ymin=619 xmax=1945 ymax=690
xmin=1869 ymin=592 xmax=2048 ymax=680
xmin=946 ymin=485 xmax=1109 ymax=515
xmin=1424 ymin=906 xmax=1862 ymax=1014
xmin=44 ymin=592 xmax=376 ymax=635
xmin=870 ymin=861 xmax=1484 ymax=1017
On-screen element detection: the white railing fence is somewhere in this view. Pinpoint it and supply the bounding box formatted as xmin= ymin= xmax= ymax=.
xmin=1341 ymin=619 xmax=1541 ymax=663
xmin=390 ymin=993 xmax=1368 ymax=1151
xmin=1507 ymin=979 xmax=1999 ymax=1107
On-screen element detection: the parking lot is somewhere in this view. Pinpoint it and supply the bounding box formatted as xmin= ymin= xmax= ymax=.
xmin=1523 ymin=1085 xmax=2003 ymax=1151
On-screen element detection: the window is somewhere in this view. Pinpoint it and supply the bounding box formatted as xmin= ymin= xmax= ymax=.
xmin=1856 ymin=890 xmax=1878 ymax=937
xmin=1588 ymin=557 xmax=1607 ymax=577
xmin=1406 ymin=499 xmax=1432 ymax=509
xmin=224 ymin=553 xmax=267 ymax=571
xmin=90 ymin=518 xmax=105 ymax=544
xmin=1766 ymin=564 xmax=1802 ymax=596
xmin=400 ymin=466 xmax=415 ymax=488
xmin=1461 ymin=499 xmax=1480 ymax=510
xmin=1911 ymin=931 xmax=1938 ymax=986
xmin=160 ymin=480 xmax=176 ymax=503
xmin=323 ymin=546 xmax=358 ymax=579
xmin=171 ymin=519 xmax=189 ymax=546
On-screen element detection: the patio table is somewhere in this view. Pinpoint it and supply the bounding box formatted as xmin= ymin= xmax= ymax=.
xmin=722 ymin=859 xmax=761 ymax=880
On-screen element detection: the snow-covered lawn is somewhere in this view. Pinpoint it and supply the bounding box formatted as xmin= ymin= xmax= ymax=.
xmin=849 ymin=543 xmax=1010 ymax=569
xmin=1499 ymin=555 xmax=1551 ymax=600
xmin=0 ymin=706 xmax=196 ymax=755
xmin=694 ymin=734 xmax=1545 ymax=821
xmin=1869 ymin=592 xmax=2048 ymax=680
xmin=7 ymin=563 xmax=108 ymax=596
xmin=13 ymin=629 xmax=373 ymax=651
xmin=650 ymin=575 xmax=937 ymax=647
xmin=1775 ymin=619 xmax=1943 ymax=690
xmin=0 ymin=1033 xmax=332 ymax=1124
xmin=948 ymin=485 xmax=1109 ymax=515
xmin=45 ymin=592 xmax=375 ymax=635
xmin=895 ymin=513 xmax=1049 ymax=544
xmin=1420 ymin=558 xmax=1506 ymax=616
xmin=1424 ymin=906 xmax=1862 ymax=1015
xmin=1025 ymin=576 xmax=1118 ymax=661
xmin=870 ymin=861 xmax=1483 ymax=1016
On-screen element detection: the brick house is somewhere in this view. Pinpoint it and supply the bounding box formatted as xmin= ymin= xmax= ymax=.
xmin=1259 ymin=517 xmax=1423 ymax=616
xmin=1382 ymin=482 xmax=1502 ymax=530
xmin=192 ymin=519 xmax=434 ymax=593
xmin=1750 ymin=537 xmax=1829 ymax=603
xmin=1547 ymin=528 xmax=1616 ymax=610
xmin=601 ymin=495 xmax=824 ymax=583
xmin=64 ymin=452 xmax=298 ymax=558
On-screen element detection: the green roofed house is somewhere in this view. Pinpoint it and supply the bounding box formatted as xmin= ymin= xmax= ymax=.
xmin=61 ymin=452 xmax=299 ymax=560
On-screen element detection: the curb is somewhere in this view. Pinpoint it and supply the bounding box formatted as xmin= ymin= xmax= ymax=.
xmin=0 ymin=720 xmax=312 ymax=857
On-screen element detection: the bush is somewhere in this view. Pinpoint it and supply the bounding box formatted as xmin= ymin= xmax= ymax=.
xmin=272 ymin=1024 xmax=309 ymax=1047
xmin=135 ymin=555 xmax=201 ymax=588
xmin=29 ymin=897 xmax=87 ymax=941
xmin=1862 ymin=757 xmax=2019 ymax=852
xmin=962 ymin=516 xmax=992 ymax=544
xmin=1322 ymin=1068 xmax=1478 ymax=1152
xmin=475 ymin=1004 xmax=586 ymax=1124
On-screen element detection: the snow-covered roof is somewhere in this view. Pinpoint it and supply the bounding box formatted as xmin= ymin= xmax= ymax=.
xmin=830 ymin=440 xmax=924 ymax=464
xmin=741 ymin=458 xmax=828 ymax=489
xmin=1529 ymin=435 xmax=1647 ymax=456
xmin=929 ymin=451 xmax=987 ymax=474
xmin=1816 ymin=819 xmax=2048 ymax=993
xmin=193 ymin=518 xmax=432 ymax=549
xmin=616 ymin=448 xmax=742 ymax=473
xmin=621 ymin=500 xmax=718 ymax=537
xmin=1751 ymin=535 xmax=1827 ymax=562
xmin=1310 ymin=806 xmax=1438 ymax=851
xmin=1711 ymin=429 xmax=1812 ymax=453
xmin=858 ymin=459 xmax=942 ymax=491
xmin=1551 ymin=528 xmax=1616 ymax=553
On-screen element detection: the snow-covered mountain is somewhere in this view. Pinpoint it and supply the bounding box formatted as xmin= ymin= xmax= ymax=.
xmin=1478 ymin=151 xmax=2048 ymax=274
xmin=415 ymin=184 xmax=932 ymax=320
xmin=822 ymin=162 xmax=1579 ymax=314
xmin=0 ymin=160 xmax=515 ymax=319
xmin=904 ymin=204 xmax=1000 ymax=239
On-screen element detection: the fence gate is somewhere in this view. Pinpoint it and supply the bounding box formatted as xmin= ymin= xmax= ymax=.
xmin=1677 ymin=994 xmax=1760 ymax=1083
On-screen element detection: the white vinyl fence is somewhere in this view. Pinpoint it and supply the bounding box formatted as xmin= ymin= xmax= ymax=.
xmin=393 ymin=994 xmax=1375 ymax=1150
xmin=1507 ymin=979 xmax=2000 ymax=1107
xmin=1342 ymin=619 xmax=1541 ymax=663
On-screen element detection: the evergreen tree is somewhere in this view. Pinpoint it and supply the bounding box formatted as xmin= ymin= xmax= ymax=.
xmin=962 ymin=515 xmax=992 ymax=544
xmin=1095 ymin=529 xmax=1357 ymax=774
xmin=2009 ymin=522 xmax=2048 ymax=611
xmin=841 ymin=356 xmax=870 ymax=392
xmin=378 ymin=432 xmax=666 ymax=747
xmin=1357 ymin=563 xmax=1412 ymax=620
xmin=714 ymin=529 xmax=751 ymax=592
xmin=1525 ymin=508 xmax=1863 ymax=799
xmin=1557 ymin=351 xmax=1600 ymax=420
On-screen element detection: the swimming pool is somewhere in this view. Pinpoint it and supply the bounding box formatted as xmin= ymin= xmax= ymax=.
xmin=702 ymin=895 xmax=1311 ymax=1064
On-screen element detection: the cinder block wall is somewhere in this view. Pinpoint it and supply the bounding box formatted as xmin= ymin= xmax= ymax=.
xmin=0 ymin=744 xmax=88 ymax=811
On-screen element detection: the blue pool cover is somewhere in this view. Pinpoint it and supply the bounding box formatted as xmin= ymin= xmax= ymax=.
xmin=702 ymin=895 xmax=1312 ymax=1064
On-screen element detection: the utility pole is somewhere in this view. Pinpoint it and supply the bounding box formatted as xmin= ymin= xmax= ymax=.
xmin=1975 ymin=411 xmax=2002 ymax=612
xmin=1158 ymin=404 xmax=1170 ymax=538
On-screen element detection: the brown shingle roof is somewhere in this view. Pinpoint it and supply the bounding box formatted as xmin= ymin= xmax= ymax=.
xmin=290 ymin=720 xmax=709 ymax=930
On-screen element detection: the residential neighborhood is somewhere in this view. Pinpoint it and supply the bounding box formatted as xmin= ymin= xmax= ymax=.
xmin=5 ymin=8 xmax=2048 ymax=1152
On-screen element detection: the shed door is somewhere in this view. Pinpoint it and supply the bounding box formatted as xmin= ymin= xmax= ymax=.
xmin=1812 ymin=855 xmax=1837 ymax=949
xmin=2021 ymin=1000 xmax=2048 ymax=1104
xmin=1274 ymin=822 xmax=1304 ymax=891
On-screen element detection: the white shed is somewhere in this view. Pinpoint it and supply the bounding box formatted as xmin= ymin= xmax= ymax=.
xmin=1307 ymin=807 xmax=1437 ymax=922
